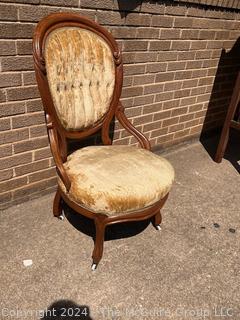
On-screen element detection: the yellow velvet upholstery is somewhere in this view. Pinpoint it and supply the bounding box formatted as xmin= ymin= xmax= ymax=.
xmin=45 ymin=27 xmax=115 ymax=130
xmin=59 ymin=146 xmax=174 ymax=215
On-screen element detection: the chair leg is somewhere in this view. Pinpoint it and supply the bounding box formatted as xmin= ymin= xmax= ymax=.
xmin=91 ymin=218 xmax=106 ymax=270
xmin=53 ymin=188 xmax=64 ymax=219
xmin=152 ymin=210 xmax=162 ymax=230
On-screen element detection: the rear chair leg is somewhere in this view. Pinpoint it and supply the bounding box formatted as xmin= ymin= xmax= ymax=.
xmin=91 ymin=218 xmax=106 ymax=270
xmin=152 ymin=210 xmax=162 ymax=231
xmin=53 ymin=188 xmax=64 ymax=220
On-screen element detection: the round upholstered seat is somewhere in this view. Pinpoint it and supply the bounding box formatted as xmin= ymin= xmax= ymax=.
xmin=59 ymin=146 xmax=174 ymax=215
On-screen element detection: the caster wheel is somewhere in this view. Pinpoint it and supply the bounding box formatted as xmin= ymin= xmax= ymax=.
xmin=156 ymin=225 xmax=162 ymax=231
xmin=91 ymin=263 xmax=97 ymax=271
xmin=59 ymin=214 xmax=65 ymax=220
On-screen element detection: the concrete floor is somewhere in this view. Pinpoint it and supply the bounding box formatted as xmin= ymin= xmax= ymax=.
xmin=0 ymin=140 xmax=240 ymax=320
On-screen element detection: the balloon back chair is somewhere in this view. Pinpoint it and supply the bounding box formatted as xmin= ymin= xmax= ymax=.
xmin=33 ymin=13 xmax=175 ymax=270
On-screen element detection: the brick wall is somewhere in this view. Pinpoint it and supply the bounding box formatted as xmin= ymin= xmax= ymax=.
xmin=0 ymin=0 xmax=240 ymax=209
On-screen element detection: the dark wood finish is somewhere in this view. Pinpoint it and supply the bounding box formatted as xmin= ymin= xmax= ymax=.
xmin=215 ymin=71 xmax=240 ymax=163
xmin=33 ymin=12 xmax=170 ymax=269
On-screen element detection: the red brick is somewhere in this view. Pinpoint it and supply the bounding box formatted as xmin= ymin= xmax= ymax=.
xmin=15 ymin=159 xmax=49 ymax=176
xmin=0 ymin=152 xmax=32 ymax=170
xmin=164 ymin=81 xmax=182 ymax=92
xmin=0 ymin=73 xmax=22 ymax=88
xmin=0 ymin=118 xmax=11 ymax=131
xmin=0 ymin=145 xmax=12 ymax=158
xmin=1 ymin=56 xmax=34 ymax=71
xmin=171 ymin=106 xmax=188 ymax=117
xmin=160 ymin=29 xmax=181 ymax=40
xmin=28 ymin=167 xmax=56 ymax=183
xmin=174 ymin=89 xmax=191 ymax=99
xmin=42 ymin=0 xmax=79 ymax=6
xmin=140 ymin=2 xmax=164 ymax=14
xmin=19 ymin=6 xmax=60 ymax=22
xmin=186 ymin=60 xmax=203 ymax=69
xmin=121 ymin=86 xmax=143 ymax=98
xmin=174 ymin=128 xmax=190 ymax=139
xmin=155 ymin=91 xmax=174 ymax=102
xmin=122 ymin=40 xmax=148 ymax=52
xmin=189 ymin=103 xmax=204 ymax=113
xmin=26 ymin=99 xmax=43 ymax=112
xmin=34 ymin=147 xmax=52 ymax=161
xmin=124 ymin=106 xmax=142 ymax=118
xmin=167 ymin=61 xmax=186 ymax=71
xmin=162 ymin=116 xmax=179 ymax=127
xmin=171 ymin=40 xmax=191 ymax=51
xmin=109 ymin=27 xmax=136 ymax=39
xmin=162 ymin=99 xmax=180 ymax=110
xmin=134 ymin=95 xmax=155 ymax=107
xmin=149 ymin=41 xmax=171 ymax=51
xmin=144 ymin=83 xmax=164 ymax=95
xmin=158 ymin=52 xmax=178 ymax=62
xmin=150 ymin=127 xmax=168 ymax=138
xmin=182 ymin=79 xmax=198 ymax=89
xmin=175 ymin=70 xmax=192 ymax=80
xmin=181 ymin=30 xmax=199 ymax=39
xmin=180 ymin=96 xmax=197 ymax=106
xmin=133 ymin=114 xmax=153 ymax=126
xmin=191 ymin=69 xmax=208 ymax=78
xmin=0 ymin=4 xmax=18 ymax=21
xmin=177 ymin=51 xmax=195 ymax=61
xmin=17 ymin=40 xmax=32 ymax=55
xmin=0 ymin=176 xmax=27 ymax=193
xmin=174 ymin=17 xmax=194 ymax=28
xmin=199 ymin=30 xmax=216 ymax=40
xmin=168 ymin=123 xmax=185 ymax=133
xmin=122 ymin=76 xmax=133 ymax=87
xmin=136 ymin=28 xmax=159 ymax=39
xmin=143 ymin=120 xmax=162 ymax=132
xmin=142 ymin=102 xmax=162 ymax=114
xmin=156 ymin=72 xmax=175 ymax=83
xmin=152 ymin=16 xmax=173 ymax=28
xmin=125 ymin=13 xmax=151 ymax=26
xmin=12 ymin=112 xmax=44 ymax=128
xmin=124 ymin=64 xmax=146 ymax=76
xmin=97 ymin=11 xmax=123 ymax=25
xmin=0 ymin=128 xmax=29 ymax=145
xmin=0 ymin=23 xmax=35 ymax=39
xmin=153 ymin=110 xmax=172 ymax=121
xmin=146 ymin=62 xmax=167 ymax=73
xmin=0 ymin=101 xmax=25 ymax=117
xmin=7 ymin=86 xmax=40 ymax=101
xmin=14 ymin=137 xmax=49 ymax=153
xmin=133 ymin=74 xmax=155 ymax=85
xmin=165 ymin=5 xmax=186 ymax=16
xmin=23 ymin=72 xmax=36 ymax=85
xmin=0 ymin=41 xmax=16 ymax=56
xmin=0 ymin=168 xmax=13 ymax=182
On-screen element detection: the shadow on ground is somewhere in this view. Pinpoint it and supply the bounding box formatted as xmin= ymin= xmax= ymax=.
xmin=42 ymin=300 xmax=92 ymax=320
xmin=201 ymin=129 xmax=240 ymax=173
xmin=200 ymin=37 xmax=240 ymax=172
xmin=64 ymin=203 xmax=151 ymax=241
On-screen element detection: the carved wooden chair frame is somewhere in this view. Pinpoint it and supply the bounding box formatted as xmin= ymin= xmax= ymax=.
xmin=33 ymin=13 xmax=169 ymax=270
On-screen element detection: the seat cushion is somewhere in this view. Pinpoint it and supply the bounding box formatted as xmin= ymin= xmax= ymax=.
xmin=59 ymin=146 xmax=174 ymax=215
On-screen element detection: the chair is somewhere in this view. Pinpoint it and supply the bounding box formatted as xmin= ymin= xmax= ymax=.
xmin=33 ymin=13 xmax=175 ymax=270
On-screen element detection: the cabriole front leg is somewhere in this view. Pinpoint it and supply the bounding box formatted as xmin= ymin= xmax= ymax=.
xmin=92 ymin=217 xmax=106 ymax=270
xmin=152 ymin=210 xmax=162 ymax=231
xmin=53 ymin=187 xmax=64 ymax=220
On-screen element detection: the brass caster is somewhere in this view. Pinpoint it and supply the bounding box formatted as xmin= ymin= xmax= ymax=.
xmin=156 ymin=225 xmax=162 ymax=231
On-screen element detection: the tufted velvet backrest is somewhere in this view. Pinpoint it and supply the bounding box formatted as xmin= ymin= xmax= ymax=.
xmin=44 ymin=27 xmax=115 ymax=131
